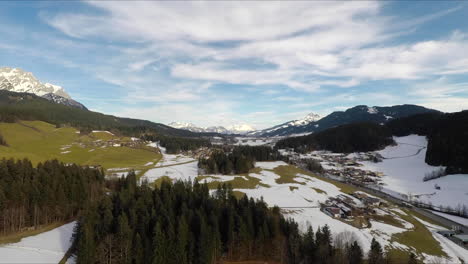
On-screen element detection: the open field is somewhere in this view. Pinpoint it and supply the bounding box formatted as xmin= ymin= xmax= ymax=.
xmin=0 ymin=121 xmax=161 ymax=174
xmin=358 ymin=135 xmax=468 ymax=209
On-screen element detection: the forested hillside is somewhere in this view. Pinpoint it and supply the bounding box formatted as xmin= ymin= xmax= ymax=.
xmin=256 ymin=104 xmax=438 ymax=137
xmin=275 ymin=123 xmax=394 ymax=153
xmin=388 ymin=111 xmax=468 ymax=173
xmin=74 ymin=176 xmax=390 ymax=264
xmin=0 ymin=158 xmax=105 ymax=235
xmin=0 ymin=90 xmax=210 ymax=137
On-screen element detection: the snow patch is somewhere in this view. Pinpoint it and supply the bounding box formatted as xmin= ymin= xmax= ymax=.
xmin=0 ymin=222 xmax=76 ymax=263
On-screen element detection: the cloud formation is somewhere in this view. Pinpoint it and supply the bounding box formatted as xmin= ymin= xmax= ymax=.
xmin=7 ymin=1 xmax=467 ymax=128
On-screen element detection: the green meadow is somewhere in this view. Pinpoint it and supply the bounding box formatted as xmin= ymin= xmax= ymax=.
xmin=0 ymin=121 xmax=161 ymax=172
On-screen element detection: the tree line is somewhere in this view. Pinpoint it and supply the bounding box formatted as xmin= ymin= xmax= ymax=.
xmin=198 ymin=146 xmax=281 ymax=174
xmin=0 ymin=157 xmax=418 ymax=263
xmin=73 ymin=176 xmax=416 ymax=264
xmin=275 ymin=122 xmax=394 ymax=154
xmin=142 ymin=134 xmax=212 ymax=154
xmin=387 ymin=111 xmax=468 ymax=173
xmin=0 ymin=158 xmax=105 ymax=235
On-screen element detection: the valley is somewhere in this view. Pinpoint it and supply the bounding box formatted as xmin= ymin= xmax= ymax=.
xmin=0 ymin=114 xmax=467 ymax=263
xmin=2 ymin=2 xmax=468 ymax=263
xmin=0 ymin=118 xmax=467 ymax=264
xmin=133 ymin=138 xmax=468 ymax=263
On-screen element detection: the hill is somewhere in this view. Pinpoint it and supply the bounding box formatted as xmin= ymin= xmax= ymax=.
xmin=275 ymin=122 xmax=394 ymax=153
xmin=255 ymin=104 xmax=439 ymax=137
xmin=0 ymin=90 xmax=214 ymax=137
xmin=0 ymin=120 xmax=162 ymax=175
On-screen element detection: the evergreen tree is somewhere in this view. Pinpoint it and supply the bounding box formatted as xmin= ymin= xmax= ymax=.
xmin=347 ymin=241 xmax=363 ymax=264
xmin=408 ymin=253 xmax=418 ymax=264
xmin=152 ymin=222 xmax=166 ymax=264
xmin=368 ymin=238 xmax=384 ymax=264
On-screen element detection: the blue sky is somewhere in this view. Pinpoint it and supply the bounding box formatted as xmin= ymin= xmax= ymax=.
xmin=1 ymin=1 xmax=468 ymax=129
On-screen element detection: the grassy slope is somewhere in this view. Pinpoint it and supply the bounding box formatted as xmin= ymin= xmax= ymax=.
xmin=0 ymin=121 xmax=161 ymax=172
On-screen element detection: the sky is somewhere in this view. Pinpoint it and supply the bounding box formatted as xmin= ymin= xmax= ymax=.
xmin=1 ymin=1 xmax=468 ymax=129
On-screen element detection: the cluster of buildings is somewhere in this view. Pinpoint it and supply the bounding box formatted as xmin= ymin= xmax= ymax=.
xmin=322 ymin=192 xmax=385 ymax=220
xmin=438 ymin=230 xmax=468 ymax=249
xmin=326 ymin=167 xmax=383 ymax=185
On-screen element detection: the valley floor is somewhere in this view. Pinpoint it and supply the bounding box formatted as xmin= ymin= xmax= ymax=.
xmin=139 ymin=145 xmax=468 ymax=263
xmin=358 ymin=135 xmax=468 ymax=210
xmin=1 ymin=131 xmax=467 ymax=263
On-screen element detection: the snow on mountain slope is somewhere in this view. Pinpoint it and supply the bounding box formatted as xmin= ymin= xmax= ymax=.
xmin=168 ymin=122 xmax=254 ymax=134
xmin=253 ymin=105 xmax=438 ymax=137
xmin=42 ymin=93 xmax=87 ymax=110
xmin=0 ymin=67 xmax=70 ymax=98
xmin=0 ymin=67 xmax=87 ymax=110
xmin=248 ymin=112 xmax=321 ymax=136
xmin=289 ymin=113 xmax=322 ymax=126
xmin=227 ymin=124 xmax=255 ymax=133
xmin=168 ymin=122 xmax=207 ymax=133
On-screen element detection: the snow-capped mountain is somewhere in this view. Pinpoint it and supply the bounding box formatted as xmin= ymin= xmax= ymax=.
xmin=0 ymin=67 xmax=86 ymax=110
xmin=41 ymin=93 xmax=87 ymax=110
xmin=248 ymin=112 xmax=321 ymax=136
xmin=168 ymin=122 xmax=255 ymax=135
xmin=251 ymin=105 xmax=439 ymax=137
xmin=168 ymin=122 xmax=208 ymax=133
xmin=227 ymin=124 xmax=255 ymax=134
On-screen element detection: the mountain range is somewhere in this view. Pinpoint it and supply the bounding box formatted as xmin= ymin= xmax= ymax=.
xmin=171 ymin=105 xmax=438 ymax=137
xmin=0 ymin=67 xmax=87 ymax=110
xmin=0 ymin=67 xmax=440 ymax=139
xmin=169 ymin=122 xmax=255 ymax=135
xmin=251 ymin=105 xmax=439 ymax=137
xmin=248 ymin=113 xmax=321 ymax=137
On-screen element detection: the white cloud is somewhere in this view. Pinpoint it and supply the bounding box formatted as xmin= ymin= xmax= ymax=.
xmin=33 ymin=1 xmax=468 ymax=128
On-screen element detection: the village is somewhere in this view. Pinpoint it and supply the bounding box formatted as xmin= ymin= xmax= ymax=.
xmin=283 ymin=149 xmax=386 ymax=187
xmin=321 ymin=191 xmax=386 ymax=228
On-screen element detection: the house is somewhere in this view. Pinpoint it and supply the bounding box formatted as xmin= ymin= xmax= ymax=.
xmin=324 ymin=207 xmax=342 ymax=218
xmin=453 ymin=234 xmax=468 ymax=246
xmin=437 ymin=230 xmax=457 ymax=237
xmin=336 ymin=203 xmax=353 ymax=218
xmin=362 ymin=197 xmax=381 ymax=207
xmin=352 ymin=192 xmax=367 ymax=200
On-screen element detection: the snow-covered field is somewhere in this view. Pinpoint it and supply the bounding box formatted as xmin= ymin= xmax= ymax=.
xmin=139 ymin=144 xmax=198 ymax=184
xmin=0 ymin=222 xmax=75 ymax=263
xmin=359 ymin=135 xmax=468 ymax=209
xmin=140 ymin=145 xmax=468 ymax=263
xmin=141 ymin=161 xmax=198 ymax=183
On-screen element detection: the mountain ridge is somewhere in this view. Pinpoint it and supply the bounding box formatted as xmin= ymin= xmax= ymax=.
xmin=0 ymin=90 xmax=216 ymax=138
xmin=0 ymin=67 xmax=87 ymax=110
xmin=168 ymin=122 xmax=255 ymax=135
xmin=252 ymin=105 xmax=439 ymax=137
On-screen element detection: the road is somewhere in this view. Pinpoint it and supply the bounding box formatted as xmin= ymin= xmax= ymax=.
xmin=298 ymin=165 xmax=468 ymax=234
xmin=304 ymin=169 xmax=468 ymax=250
